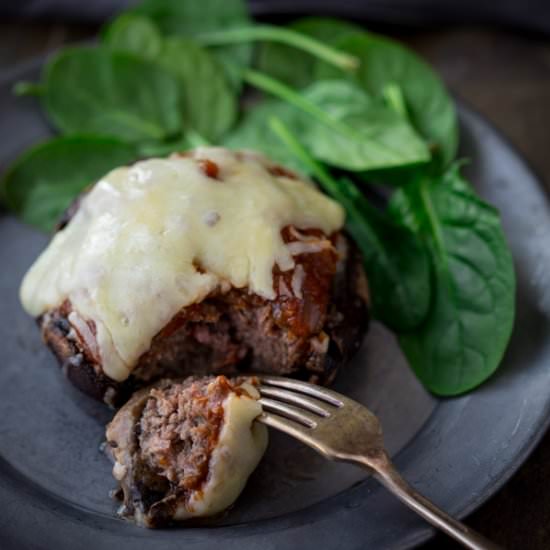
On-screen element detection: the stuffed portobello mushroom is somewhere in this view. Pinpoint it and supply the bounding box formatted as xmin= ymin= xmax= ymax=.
xmin=20 ymin=148 xmax=369 ymax=406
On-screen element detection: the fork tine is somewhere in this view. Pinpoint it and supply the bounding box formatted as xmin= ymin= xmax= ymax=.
xmin=258 ymin=412 xmax=332 ymax=459
xmin=261 ymin=376 xmax=344 ymax=407
xmin=259 ymin=386 xmax=331 ymax=417
xmin=257 ymin=411 xmax=312 ymax=439
xmin=259 ymin=397 xmax=318 ymax=428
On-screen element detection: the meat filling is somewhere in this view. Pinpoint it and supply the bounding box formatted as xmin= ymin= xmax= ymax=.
xmin=38 ymin=227 xmax=368 ymax=405
xmin=139 ymin=378 xmax=232 ymax=490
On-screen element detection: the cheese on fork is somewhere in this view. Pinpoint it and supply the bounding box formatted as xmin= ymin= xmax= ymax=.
xmin=173 ymin=382 xmax=267 ymax=520
xmin=19 ymin=147 xmax=345 ymax=382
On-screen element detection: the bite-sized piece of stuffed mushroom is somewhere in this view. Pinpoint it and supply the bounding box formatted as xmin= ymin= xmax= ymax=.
xmin=20 ymin=147 xmax=369 ymax=406
xmin=105 ymin=375 xmax=267 ymax=528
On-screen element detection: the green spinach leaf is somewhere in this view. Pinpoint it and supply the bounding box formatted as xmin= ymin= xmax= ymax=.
xmin=317 ymin=32 xmax=458 ymax=167
xmin=103 ymin=18 xmax=238 ymax=142
xmin=154 ymin=38 xmax=237 ymax=141
xmin=389 ymin=169 xmax=516 ymax=395
xmin=42 ymin=46 xmax=183 ymax=142
xmin=245 ymin=71 xmax=429 ymax=171
xmin=237 ymin=73 xmax=429 ymax=171
xmin=131 ymin=0 xmax=252 ymax=89
xmin=299 ymin=80 xmax=430 ymax=171
xmin=339 ymin=180 xmax=432 ymax=330
xmin=103 ymin=13 xmax=163 ymax=59
xmin=256 ymin=17 xmax=361 ymax=88
xmin=2 ymin=136 xmax=138 ymax=231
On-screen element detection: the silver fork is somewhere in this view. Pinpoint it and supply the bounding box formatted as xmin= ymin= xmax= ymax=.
xmin=258 ymin=376 xmax=502 ymax=550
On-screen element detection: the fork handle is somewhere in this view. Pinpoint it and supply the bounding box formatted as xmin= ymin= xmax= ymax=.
xmin=358 ymin=452 xmax=503 ymax=550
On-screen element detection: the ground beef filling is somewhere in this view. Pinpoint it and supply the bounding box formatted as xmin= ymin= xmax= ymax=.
xmin=138 ymin=377 xmax=240 ymax=493
xmin=38 ymin=221 xmax=368 ymax=405
xmin=132 ymin=225 xmax=339 ymax=382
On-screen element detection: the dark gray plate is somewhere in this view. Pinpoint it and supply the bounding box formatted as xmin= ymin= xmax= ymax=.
xmin=1 ymin=48 xmax=550 ymax=550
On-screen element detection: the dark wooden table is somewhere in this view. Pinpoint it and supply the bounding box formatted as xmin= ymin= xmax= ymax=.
xmin=1 ymin=20 xmax=549 ymax=550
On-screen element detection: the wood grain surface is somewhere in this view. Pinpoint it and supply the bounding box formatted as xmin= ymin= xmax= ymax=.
xmin=1 ymin=21 xmax=549 ymax=549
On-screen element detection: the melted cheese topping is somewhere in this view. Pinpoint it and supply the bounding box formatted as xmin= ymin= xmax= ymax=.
xmin=19 ymin=147 xmax=344 ymax=381
xmin=174 ymin=382 xmax=268 ymax=520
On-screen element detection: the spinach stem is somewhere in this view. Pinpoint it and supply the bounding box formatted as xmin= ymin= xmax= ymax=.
xmin=196 ymin=25 xmax=359 ymax=71
xmin=418 ymin=178 xmax=447 ymax=270
xmin=267 ymin=117 xmax=380 ymax=242
xmin=267 ymin=116 xmax=339 ymax=194
xmin=13 ymin=81 xmax=46 ymax=97
xmin=381 ymin=83 xmax=408 ymax=120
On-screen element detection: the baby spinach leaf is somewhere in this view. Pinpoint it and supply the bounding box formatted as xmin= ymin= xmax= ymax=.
xmin=358 ymin=152 xmax=460 ymax=190
xmin=339 ymin=180 xmax=432 ymax=330
xmin=389 ymin=170 xmax=516 ymax=395
xmin=132 ymin=0 xmax=252 ymax=89
xmin=317 ymin=32 xmax=458 ymax=167
xmin=153 ymin=38 xmax=238 ymax=142
xmin=103 ymin=17 xmax=237 ymax=142
xmin=132 ymin=0 xmax=250 ymax=38
xmin=42 ymin=46 xmax=183 ymax=142
xmin=103 ymin=13 xmax=163 ymax=59
xmin=245 ymin=70 xmax=429 ymax=171
xmin=269 ymin=116 xmax=431 ymax=331
xmin=2 ymin=136 xmax=138 ymax=232
xmin=299 ymin=80 xmax=430 ymax=171
xmin=256 ymin=17 xmax=362 ymax=88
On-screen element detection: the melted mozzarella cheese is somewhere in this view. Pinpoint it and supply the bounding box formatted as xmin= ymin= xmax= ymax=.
xmin=174 ymin=382 xmax=267 ymax=520
xmin=20 ymin=147 xmax=344 ymax=381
